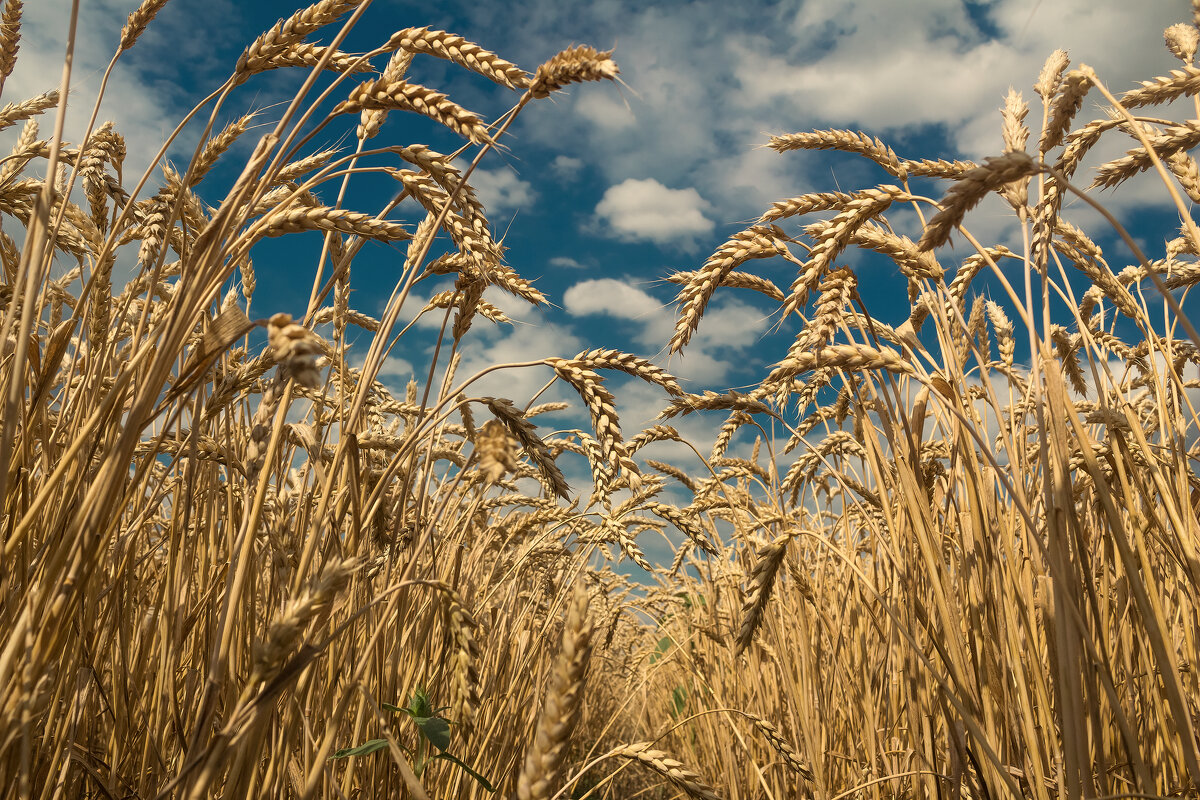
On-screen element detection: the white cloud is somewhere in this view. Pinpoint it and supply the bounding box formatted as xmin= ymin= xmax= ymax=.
xmin=564 ymin=278 xmax=772 ymax=385
xmin=548 ymin=255 xmax=586 ymax=269
xmin=594 ymin=178 xmax=714 ymax=244
xmin=471 ymin=166 xmax=536 ymax=215
xmin=563 ymin=277 xmax=673 ymax=345
xmin=551 ymin=155 xmax=584 ymax=180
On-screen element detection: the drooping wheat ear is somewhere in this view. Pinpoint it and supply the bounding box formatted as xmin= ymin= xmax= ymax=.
xmin=1166 ymin=23 xmax=1200 ymax=64
xmin=258 ymin=206 xmax=413 ymax=242
xmin=783 ymin=186 xmax=906 ymax=316
xmin=658 ymin=389 xmax=775 ymax=421
xmin=1034 ymin=48 xmax=1070 ymax=99
xmin=528 ymin=45 xmax=619 ymax=99
xmin=710 ymin=409 xmax=750 ymax=461
xmin=742 ymin=712 xmax=815 ymax=781
xmin=1039 ymin=69 xmax=1092 ymax=153
xmin=235 ymin=0 xmax=363 ymax=77
xmin=335 ymin=78 xmax=493 ymax=145
xmin=568 ymin=348 xmax=682 ymax=396
xmin=387 ymin=27 xmax=529 ymax=89
xmin=251 ymin=558 xmax=360 ymax=683
xmin=769 ymin=129 xmax=904 ymax=178
xmin=424 ymin=289 xmax=511 ymax=327
xmin=765 ymin=343 xmax=914 ymax=386
xmin=0 ymin=90 xmax=58 ymax=133
xmin=781 ymin=431 xmax=867 ymax=503
xmin=1092 ymin=120 xmax=1200 ymax=190
xmin=671 ymin=224 xmax=788 ymax=353
xmin=667 ymin=268 xmax=785 ymax=302
xmin=0 ymin=0 xmax=22 ymax=90
xmin=1050 ymin=326 xmax=1087 ymax=396
xmin=790 ymin=267 xmax=857 ymax=355
xmin=266 ymin=312 xmax=324 ymax=389
xmin=899 ymin=157 xmax=978 ymax=178
xmin=735 ymin=533 xmax=791 ymax=656
xmin=611 ymin=742 xmax=723 ymax=800
xmin=645 ymin=502 xmax=719 ymax=555
xmin=917 ymin=151 xmax=1038 ymax=251
xmin=843 ymin=223 xmax=942 ymax=282
xmin=545 ymin=358 xmax=641 ymax=495
xmin=358 ymin=49 xmax=413 ymax=140
xmin=481 ymin=397 xmax=571 ymax=499
xmin=119 ymin=0 xmax=168 ymax=51
xmin=516 ymin=586 xmax=594 ymax=800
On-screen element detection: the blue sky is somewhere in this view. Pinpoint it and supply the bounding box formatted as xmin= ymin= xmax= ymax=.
xmin=10 ymin=0 xmax=1198 ymax=500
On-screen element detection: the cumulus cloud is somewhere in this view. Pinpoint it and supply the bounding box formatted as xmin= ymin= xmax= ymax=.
xmin=549 ymin=255 xmax=586 ymax=269
xmin=594 ymin=178 xmax=714 ymax=244
xmin=564 ymin=277 xmax=772 ymax=385
xmin=563 ymin=277 xmax=673 ymax=344
xmin=472 ymin=167 xmax=536 ymax=215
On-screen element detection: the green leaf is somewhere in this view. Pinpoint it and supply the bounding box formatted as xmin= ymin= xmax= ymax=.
xmin=382 ymin=702 xmax=404 ymax=713
xmin=414 ymin=716 xmax=451 ymax=751
xmin=671 ymin=685 xmax=688 ymax=717
xmin=649 ymin=636 xmax=673 ymax=664
xmin=435 ymin=752 xmax=495 ymax=792
xmin=408 ymin=686 xmax=434 ymax=719
xmin=330 ymin=739 xmax=389 ymax=759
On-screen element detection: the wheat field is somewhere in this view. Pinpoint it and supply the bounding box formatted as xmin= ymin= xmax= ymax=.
xmin=1 ymin=0 xmax=1200 ymax=798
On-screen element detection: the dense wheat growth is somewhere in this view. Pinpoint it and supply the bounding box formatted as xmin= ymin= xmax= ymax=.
xmin=1 ymin=0 xmax=1200 ymax=798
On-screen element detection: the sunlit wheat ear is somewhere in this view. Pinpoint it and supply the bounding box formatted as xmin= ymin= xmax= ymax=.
xmin=1165 ymin=22 xmax=1200 ymax=63
xmin=781 ymin=186 xmax=907 ymax=317
xmin=482 ymin=397 xmax=571 ymax=499
xmin=335 ymin=79 xmax=493 ymax=145
xmin=385 ymin=27 xmax=529 ymax=89
xmin=916 ymin=151 xmax=1038 ymax=251
xmin=516 ymin=586 xmax=594 ymax=800
xmin=670 ymin=224 xmax=787 ymax=354
xmin=266 ymin=313 xmax=324 ymax=389
xmin=611 ymin=742 xmax=723 ymax=800
xmin=743 ymin=712 xmax=814 ymax=781
xmin=475 ymin=418 xmax=518 ymax=485
xmin=234 ymin=0 xmax=363 ymax=79
xmin=528 ymin=45 xmax=619 ymax=99
xmin=735 ymin=533 xmax=791 ymax=656
xmin=545 ymin=357 xmax=641 ymax=499
xmin=436 ymin=583 xmax=482 ymax=734
xmin=1034 ymin=48 xmax=1071 ymax=100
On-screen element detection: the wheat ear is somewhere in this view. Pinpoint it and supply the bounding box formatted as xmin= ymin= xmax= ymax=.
xmin=735 ymin=534 xmax=792 ymax=655
xmin=516 ymin=586 xmax=594 ymax=800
